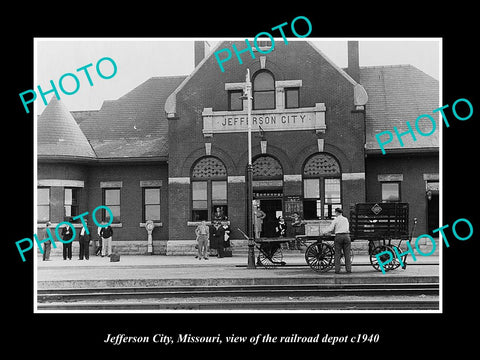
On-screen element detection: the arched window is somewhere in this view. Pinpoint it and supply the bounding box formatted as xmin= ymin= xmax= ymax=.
xmin=191 ymin=157 xmax=228 ymax=221
xmin=253 ymin=70 xmax=275 ymax=110
xmin=302 ymin=153 xmax=342 ymax=220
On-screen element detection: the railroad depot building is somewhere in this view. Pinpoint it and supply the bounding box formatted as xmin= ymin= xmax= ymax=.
xmin=36 ymin=40 xmax=439 ymax=255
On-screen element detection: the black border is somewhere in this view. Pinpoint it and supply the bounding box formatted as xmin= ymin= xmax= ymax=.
xmin=6 ymin=7 xmax=479 ymax=356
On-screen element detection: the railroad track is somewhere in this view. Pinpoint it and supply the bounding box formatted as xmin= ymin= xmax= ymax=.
xmin=37 ymin=283 xmax=439 ymax=310
xmin=37 ymin=299 xmax=438 ymax=311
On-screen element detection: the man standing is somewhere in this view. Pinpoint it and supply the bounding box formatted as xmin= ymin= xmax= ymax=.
xmin=322 ymin=208 xmax=352 ymax=274
xmin=290 ymin=212 xmax=304 ymax=249
xmin=42 ymin=221 xmax=52 ymax=261
xmin=78 ymin=219 xmax=92 ymax=260
xmin=61 ymin=220 xmax=74 ymax=260
xmin=100 ymin=221 xmax=113 ymax=257
xmin=195 ymin=220 xmax=210 ymax=260
xmin=95 ymin=224 xmax=102 ymax=256
xmin=253 ymin=205 xmax=266 ymax=239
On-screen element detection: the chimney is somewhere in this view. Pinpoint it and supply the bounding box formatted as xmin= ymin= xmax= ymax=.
xmin=194 ymin=41 xmax=205 ymax=67
xmin=347 ymin=41 xmax=360 ymax=83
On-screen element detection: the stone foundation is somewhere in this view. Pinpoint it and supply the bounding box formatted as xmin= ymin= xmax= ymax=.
xmin=166 ymin=239 xmax=248 ymax=256
xmin=37 ymin=240 xmax=168 ymax=256
xmin=36 ymin=238 xmax=440 ymax=257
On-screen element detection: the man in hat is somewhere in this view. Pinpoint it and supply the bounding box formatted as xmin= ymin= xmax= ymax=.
xmin=100 ymin=220 xmax=114 ymax=257
xmin=322 ymin=208 xmax=352 ymax=273
xmin=78 ymin=219 xmax=92 ymax=260
xmin=61 ymin=219 xmax=75 ymax=260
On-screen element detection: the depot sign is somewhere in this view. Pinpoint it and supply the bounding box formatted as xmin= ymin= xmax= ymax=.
xmin=202 ymin=103 xmax=326 ymax=136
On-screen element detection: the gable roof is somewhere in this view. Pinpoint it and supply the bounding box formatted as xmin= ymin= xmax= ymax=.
xmin=165 ymin=40 xmax=368 ymax=118
xmin=37 ymin=97 xmax=97 ymax=160
xmin=360 ymin=64 xmax=439 ymax=153
xmin=79 ymin=75 xmax=186 ymax=159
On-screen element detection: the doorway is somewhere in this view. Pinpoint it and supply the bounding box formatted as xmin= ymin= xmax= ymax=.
xmin=427 ymin=192 xmax=439 ymax=234
xmin=257 ymin=199 xmax=283 ymax=237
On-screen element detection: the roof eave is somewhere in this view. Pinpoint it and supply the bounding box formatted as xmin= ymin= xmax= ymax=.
xmin=366 ymin=147 xmax=439 ymax=156
xmin=165 ymin=41 xmax=224 ymax=117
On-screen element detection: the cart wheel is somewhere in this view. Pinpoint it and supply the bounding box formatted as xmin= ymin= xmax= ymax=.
xmin=258 ymin=244 xmax=283 ymax=269
xmin=305 ymin=242 xmax=334 ymax=272
xmin=370 ymin=245 xmax=397 ymax=272
xmin=390 ymin=245 xmax=407 ymax=269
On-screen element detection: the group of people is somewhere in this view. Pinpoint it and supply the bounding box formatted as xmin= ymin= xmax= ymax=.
xmin=40 ymin=206 xmax=352 ymax=274
xmin=195 ymin=208 xmax=232 ymax=260
xmin=255 ymin=208 xmax=302 ymax=249
xmin=41 ymin=218 xmax=114 ymax=261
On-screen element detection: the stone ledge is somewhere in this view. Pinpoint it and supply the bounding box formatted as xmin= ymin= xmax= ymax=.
xmin=37 ymin=240 xmax=168 ymax=256
xmin=166 ymin=239 xmax=248 ymax=256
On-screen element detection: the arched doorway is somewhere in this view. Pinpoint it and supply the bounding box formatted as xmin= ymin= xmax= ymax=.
xmin=252 ymin=155 xmax=283 ymax=237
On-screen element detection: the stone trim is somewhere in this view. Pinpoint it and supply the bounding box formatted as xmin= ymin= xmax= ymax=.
xmin=187 ymin=221 xmax=230 ymax=226
xmin=423 ymin=173 xmax=439 ymax=181
xmin=342 ymin=173 xmax=366 ymax=181
xmin=168 ymin=177 xmax=190 ymax=184
xmin=100 ymin=181 xmax=123 ymax=188
xmin=139 ymin=222 xmax=163 ymax=227
xmin=377 ymin=174 xmax=403 ymax=182
xmin=139 ymin=180 xmax=163 ymax=187
xmin=275 ymin=80 xmax=303 ymax=88
xmin=283 ymin=174 xmax=302 ymax=182
xmin=36 ymin=222 xmax=123 ymax=228
xmin=224 ymin=82 xmax=245 ymax=91
xmin=37 ymin=179 xmax=84 ymax=188
xmin=228 ymin=176 xmax=245 ymax=183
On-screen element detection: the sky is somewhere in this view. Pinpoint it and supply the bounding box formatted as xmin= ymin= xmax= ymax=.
xmin=34 ymin=38 xmax=440 ymax=114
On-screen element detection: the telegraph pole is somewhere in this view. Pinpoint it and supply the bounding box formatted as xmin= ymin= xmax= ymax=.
xmin=245 ymin=69 xmax=256 ymax=269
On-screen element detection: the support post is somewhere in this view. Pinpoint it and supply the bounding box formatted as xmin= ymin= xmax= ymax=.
xmin=245 ymin=69 xmax=256 ymax=269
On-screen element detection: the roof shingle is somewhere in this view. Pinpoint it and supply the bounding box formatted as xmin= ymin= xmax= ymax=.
xmin=37 ymin=97 xmax=97 ymax=160
xmin=79 ymin=75 xmax=186 ymax=159
xmin=360 ymin=64 xmax=439 ymax=152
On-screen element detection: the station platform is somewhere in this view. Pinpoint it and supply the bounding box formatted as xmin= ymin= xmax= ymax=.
xmin=36 ymin=252 xmax=440 ymax=289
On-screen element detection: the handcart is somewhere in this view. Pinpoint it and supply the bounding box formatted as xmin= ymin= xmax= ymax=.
xmin=238 ymin=202 xmax=416 ymax=273
xmin=349 ymin=202 xmax=416 ymax=272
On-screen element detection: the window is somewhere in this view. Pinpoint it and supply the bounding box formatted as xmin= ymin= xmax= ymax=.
xmin=303 ymin=178 xmax=341 ymax=220
xmin=302 ymin=153 xmax=342 ymax=220
xmin=253 ymin=70 xmax=275 ymax=110
xmin=256 ymin=39 xmax=272 ymax=49
xmin=382 ymin=182 xmax=400 ymax=202
xmin=212 ymin=180 xmax=227 ymax=216
xmin=191 ymin=157 xmax=228 ymax=221
xmin=143 ymin=187 xmax=161 ymax=222
xmin=192 ymin=181 xmax=208 ymax=221
xmin=285 ymin=88 xmax=299 ymax=108
xmin=37 ymin=187 xmax=50 ymax=222
xmin=103 ymin=188 xmax=121 ymax=223
xmin=64 ymin=188 xmax=79 ymax=219
xmin=228 ymin=90 xmax=243 ymax=111
xmin=324 ymin=178 xmax=341 ymax=218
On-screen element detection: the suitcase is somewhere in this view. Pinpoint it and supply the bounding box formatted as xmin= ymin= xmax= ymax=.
xmin=110 ymin=253 xmax=120 ymax=262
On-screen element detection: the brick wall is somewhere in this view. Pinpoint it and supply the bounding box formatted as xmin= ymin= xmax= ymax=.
xmin=168 ymin=41 xmax=366 ymax=242
xmin=365 ymin=153 xmax=439 ymax=236
xmin=37 ymin=161 xmax=170 ymax=254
